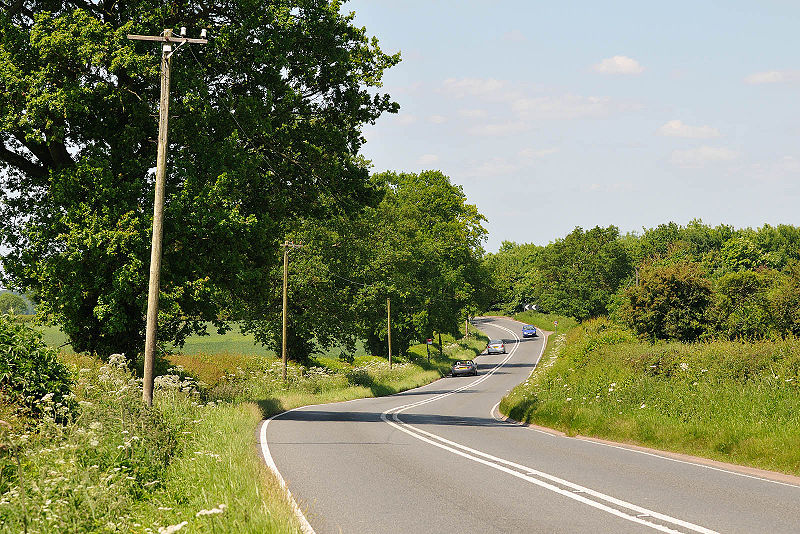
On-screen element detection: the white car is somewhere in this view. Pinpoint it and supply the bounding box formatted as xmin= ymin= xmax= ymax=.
xmin=486 ymin=339 xmax=506 ymax=354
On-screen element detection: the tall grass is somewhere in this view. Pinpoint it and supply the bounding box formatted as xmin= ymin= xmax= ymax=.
xmin=500 ymin=318 xmax=800 ymax=475
xmin=1 ymin=331 xmax=487 ymax=532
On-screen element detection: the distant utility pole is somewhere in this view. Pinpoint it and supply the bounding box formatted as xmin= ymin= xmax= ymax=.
xmin=282 ymin=240 xmax=303 ymax=381
xmin=387 ymin=297 xmax=392 ymax=369
xmin=128 ymin=28 xmax=207 ymax=407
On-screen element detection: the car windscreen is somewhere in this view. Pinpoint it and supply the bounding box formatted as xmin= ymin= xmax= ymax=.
xmin=489 ymin=340 xmax=502 ymax=344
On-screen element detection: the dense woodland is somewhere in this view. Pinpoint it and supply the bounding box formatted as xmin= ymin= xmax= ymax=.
xmin=484 ymin=221 xmax=800 ymax=341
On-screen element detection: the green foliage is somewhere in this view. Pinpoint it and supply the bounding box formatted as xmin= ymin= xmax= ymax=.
xmin=0 ymin=292 xmax=30 ymax=315
xmin=614 ymin=262 xmax=712 ymax=342
xmin=486 ymin=220 xmax=800 ymax=341
xmin=0 ymin=1 xmax=399 ymax=361
xmin=500 ymin=319 xmax=800 ymax=475
xmin=768 ymin=261 xmax=800 ymax=337
xmin=1 ymin=331 xmax=481 ymax=532
xmin=0 ymin=315 xmax=74 ymax=418
xmin=709 ymin=270 xmax=777 ymax=340
xmin=483 ymin=241 xmax=540 ymax=313
xmin=237 ymin=170 xmax=489 ymax=361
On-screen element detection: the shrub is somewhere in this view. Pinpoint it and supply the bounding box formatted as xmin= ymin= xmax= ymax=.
xmin=0 ymin=314 xmax=74 ymax=418
xmin=614 ymin=262 xmax=711 ymax=341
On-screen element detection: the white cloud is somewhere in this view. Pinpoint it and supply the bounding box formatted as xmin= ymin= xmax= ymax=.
xmin=504 ymin=29 xmax=526 ymax=43
xmin=428 ymin=114 xmax=447 ymax=124
xmin=512 ymin=94 xmax=640 ymax=119
xmin=750 ymin=155 xmax=800 ymax=183
xmin=671 ymin=146 xmax=739 ymax=168
xmin=744 ymin=70 xmax=800 ymax=84
xmin=467 ymin=121 xmax=530 ymax=136
xmin=593 ymin=55 xmax=645 ymax=75
xmin=658 ymin=120 xmax=721 ymax=139
xmin=417 ymin=154 xmax=439 ymax=165
xmin=463 ymin=157 xmax=520 ymax=177
xmin=458 ymin=108 xmax=488 ymax=119
xmin=519 ymin=147 xmax=558 ymax=159
xmin=441 ymin=77 xmax=507 ymax=97
xmin=395 ymin=114 xmax=417 ymax=125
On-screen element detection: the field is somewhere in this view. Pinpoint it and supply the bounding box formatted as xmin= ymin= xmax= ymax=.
xmin=500 ymin=317 xmax=800 ymax=475
xmin=1 ymin=325 xmax=487 ymax=533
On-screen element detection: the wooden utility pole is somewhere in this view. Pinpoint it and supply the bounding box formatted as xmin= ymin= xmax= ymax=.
xmin=129 ymin=28 xmax=207 ymax=406
xmin=282 ymin=240 xmax=303 ymax=381
xmin=387 ymin=297 xmax=392 ymax=369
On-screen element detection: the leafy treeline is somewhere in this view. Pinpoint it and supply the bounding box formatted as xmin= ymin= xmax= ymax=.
xmin=237 ymin=170 xmax=489 ymax=360
xmin=0 ymin=291 xmax=32 ymax=315
xmin=486 ymin=221 xmax=800 ymax=341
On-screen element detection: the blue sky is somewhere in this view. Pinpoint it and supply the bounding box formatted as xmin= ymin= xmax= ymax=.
xmin=346 ymin=0 xmax=800 ymax=251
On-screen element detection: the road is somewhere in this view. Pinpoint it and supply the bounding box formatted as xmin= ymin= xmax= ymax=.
xmin=260 ymin=316 xmax=800 ymax=533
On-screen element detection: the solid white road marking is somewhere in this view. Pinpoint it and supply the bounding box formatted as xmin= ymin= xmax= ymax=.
xmin=382 ymin=318 xmax=718 ymax=534
xmin=572 ymin=434 xmax=800 ymax=490
xmin=260 ymin=413 xmax=317 ymax=534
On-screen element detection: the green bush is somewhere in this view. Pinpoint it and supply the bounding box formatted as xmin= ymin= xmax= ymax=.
xmin=614 ymin=261 xmax=711 ymax=341
xmin=0 ymin=314 xmax=74 ymax=418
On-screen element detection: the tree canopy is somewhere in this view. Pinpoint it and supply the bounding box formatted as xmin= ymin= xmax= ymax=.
xmin=485 ymin=220 xmax=800 ymax=342
xmin=0 ymin=1 xmax=399 ymax=358
xmin=237 ymin=170 xmax=489 ymax=361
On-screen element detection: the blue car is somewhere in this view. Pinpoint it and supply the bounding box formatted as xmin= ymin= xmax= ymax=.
xmin=522 ymin=324 xmax=537 ymax=338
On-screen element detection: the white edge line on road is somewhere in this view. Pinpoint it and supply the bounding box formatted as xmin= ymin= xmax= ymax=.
xmin=571 ymin=435 xmax=800 ymax=490
xmin=383 ymin=319 xmax=718 ymax=534
xmin=260 ymin=413 xmax=316 ymax=534
xmin=495 ymin=324 xmax=800 ymax=490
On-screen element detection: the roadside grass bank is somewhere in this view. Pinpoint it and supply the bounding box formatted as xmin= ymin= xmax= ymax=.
xmin=1 ymin=330 xmax=486 ymax=533
xmin=499 ymin=317 xmax=800 ymax=476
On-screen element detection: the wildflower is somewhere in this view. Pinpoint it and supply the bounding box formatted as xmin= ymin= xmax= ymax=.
xmin=158 ymin=521 xmax=188 ymax=534
xmin=90 ymin=422 xmax=102 ymax=430
xmin=196 ymin=504 xmax=227 ymax=517
xmin=89 ymin=439 xmax=99 ymax=447
xmin=640 ymin=404 xmax=646 ymax=409
xmin=566 ymin=398 xmax=572 ymax=402
xmin=680 ymin=362 xmax=689 ymax=371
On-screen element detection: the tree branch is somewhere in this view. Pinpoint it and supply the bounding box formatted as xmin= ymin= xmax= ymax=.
xmin=0 ymin=142 xmax=47 ymax=179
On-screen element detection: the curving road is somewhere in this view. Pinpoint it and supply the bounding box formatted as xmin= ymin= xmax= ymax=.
xmin=260 ymin=316 xmax=800 ymax=533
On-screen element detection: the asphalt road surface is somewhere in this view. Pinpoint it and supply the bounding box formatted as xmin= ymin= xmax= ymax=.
xmin=261 ymin=316 xmax=800 ymax=533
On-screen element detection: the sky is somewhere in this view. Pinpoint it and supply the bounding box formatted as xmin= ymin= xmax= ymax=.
xmin=345 ymin=0 xmax=800 ymax=251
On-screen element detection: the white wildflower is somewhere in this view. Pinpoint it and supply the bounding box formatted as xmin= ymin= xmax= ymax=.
xmin=196 ymin=504 xmax=227 ymax=517
xmin=158 ymin=521 xmax=188 ymax=534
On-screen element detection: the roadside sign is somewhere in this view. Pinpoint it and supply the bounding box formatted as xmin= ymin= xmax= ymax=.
xmin=426 ymin=339 xmax=433 ymax=344
xmin=554 ymin=320 xmax=558 ymax=327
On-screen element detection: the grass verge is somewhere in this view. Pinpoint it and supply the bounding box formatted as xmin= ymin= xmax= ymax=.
xmin=499 ymin=317 xmax=800 ymax=476
xmin=1 ymin=330 xmax=487 ymax=533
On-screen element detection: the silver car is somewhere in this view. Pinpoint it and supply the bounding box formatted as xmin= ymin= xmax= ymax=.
xmin=486 ymin=339 xmax=506 ymax=354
